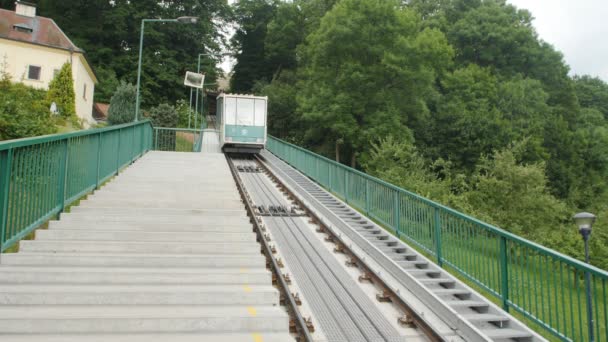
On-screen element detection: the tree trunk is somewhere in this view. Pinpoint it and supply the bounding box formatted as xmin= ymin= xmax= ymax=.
xmin=351 ymin=153 xmax=356 ymax=168
xmin=335 ymin=141 xmax=340 ymax=163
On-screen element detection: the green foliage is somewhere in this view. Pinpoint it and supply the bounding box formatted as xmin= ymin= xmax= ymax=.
xmin=298 ymin=0 xmax=453 ymax=164
xmin=574 ymin=75 xmax=608 ymax=118
xmin=230 ymin=0 xmax=279 ymax=93
xmin=46 ymin=62 xmax=77 ymax=121
xmin=362 ymin=136 xmax=455 ymax=202
xmin=94 ymin=66 xmax=120 ymax=104
xmin=107 ymin=81 xmax=136 ymax=125
xmin=255 ymin=70 xmax=302 ymax=141
xmin=149 ymin=103 xmax=179 ymax=128
xmin=30 ymin=0 xmax=231 ymax=108
xmin=462 ymin=142 xmax=569 ymax=239
xmin=0 ymin=80 xmax=56 ymax=140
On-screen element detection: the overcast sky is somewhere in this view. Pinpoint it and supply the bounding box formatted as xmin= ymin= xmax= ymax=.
xmin=507 ymin=0 xmax=608 ymax=81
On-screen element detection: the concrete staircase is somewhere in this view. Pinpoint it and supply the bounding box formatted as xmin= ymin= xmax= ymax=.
xmin=0 ymin=152 xmax=291 ymax=341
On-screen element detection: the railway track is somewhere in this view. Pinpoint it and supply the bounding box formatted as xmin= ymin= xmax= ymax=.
xmin=227 ymin=153 xmax=546 ymax=342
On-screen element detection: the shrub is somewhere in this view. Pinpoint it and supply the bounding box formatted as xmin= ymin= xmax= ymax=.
xmin=108 ymin=81 xmax=137 ymax=125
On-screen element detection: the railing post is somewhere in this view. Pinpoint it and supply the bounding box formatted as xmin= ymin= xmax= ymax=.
xmin=57 ymin=139 xmax=69 ymax=214
xmin=328 ymin=163 xmax=332 ymax=190
xmin=434 ymin=207 xmax=443 ymax=267
xmin=154 ymin=128 xmax=158 ymax=151
xmin=344 ymin=170 xmax=349 ymax=203
xmin=394 ymin=190 xmax=400 ymax=238
xmin=499 ymin=236 xmax=510 ymax=311
xmin=95 ymin=133 xmax=102 ymax=189
xmin=115 ymin=128 xmax=122 ymax=174
xmin=0 ymin=148 xmax=13 ymax=251
xmin=365 ymin=178 xmax=370 ymax=216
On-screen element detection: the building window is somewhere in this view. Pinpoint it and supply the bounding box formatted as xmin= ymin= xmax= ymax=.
xmin=27 ymin=65 xmax=41 ymax=80
xmin=13 ymin=24 xmax=33 ymax=34
xmin=83 ymin=84 xmax=87 ymax=100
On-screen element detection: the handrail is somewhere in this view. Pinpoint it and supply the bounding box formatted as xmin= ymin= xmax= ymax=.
xmin=152 ymin=127 xmax=203 ymax=152
xmin=266 ymin=135 xmax=608 ymax=342
xmin=0 ymin=121 xmax=154 ymax=252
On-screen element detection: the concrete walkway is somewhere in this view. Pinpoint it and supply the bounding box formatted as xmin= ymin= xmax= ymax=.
xmin=202 ymin=129 xmax=222 ymax=153
xmin=0 ymin=152 xmax=291 ymax=341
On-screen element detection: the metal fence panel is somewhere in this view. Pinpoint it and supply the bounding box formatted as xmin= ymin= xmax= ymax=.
xmin=0 ymin=121 xmax=153 ymax=252
xmin=266 ymin=135 xmax=608 ymax=342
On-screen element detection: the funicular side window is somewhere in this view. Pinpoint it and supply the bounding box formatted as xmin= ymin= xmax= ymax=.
xmin=254 ymin=99 xmax=266 ymax=127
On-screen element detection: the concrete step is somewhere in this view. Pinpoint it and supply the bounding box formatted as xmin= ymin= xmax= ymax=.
xmin=68 ymin=207 xmax=246 ymax=217
xmin=19 ymin=240 xmax=260 ymax=254
xmin=78 ymin=199 xmax=244 ymax=210
xmin=47 ymin=221 xmax=252 ymax=232
xmin=0 ymin=284 xmax=279 ymax=305
xmin=92 ymin=190 xmax=241 ymax=200
xmin=35 ymin=230 xmax=256 ymax=243
xmin=1 ymin=253 xmax=265 ymax=268
xmin=99 ymin=185 xmax=238 ymax=194
xmin=59 ymin=213 xmax=248 ymax=225
xmin=0 ymin=305 xmax=288 ymax=334
xmin=0 ymin=266 xmax=271 ymax=285
xmin=0 ymin=333 xmax=295 ymax=342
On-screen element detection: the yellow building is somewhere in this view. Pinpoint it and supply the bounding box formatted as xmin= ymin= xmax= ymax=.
xmin=0 ymin=1 xmax=98 ymax=126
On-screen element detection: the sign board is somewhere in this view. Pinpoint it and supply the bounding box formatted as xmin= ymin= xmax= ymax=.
xmin=184 ymin=71 xmax=205 ymax=89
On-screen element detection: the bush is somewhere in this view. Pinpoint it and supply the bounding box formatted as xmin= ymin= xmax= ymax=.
xmin=149 ymin=103 xmax=178 ymax=128
xmin=46 ymin=62 xmax=77 ymax=123
xmin=0 ymin=78 xmax=56 ymax=140
xmin=107 ymin=81 xmax=137 ymax=125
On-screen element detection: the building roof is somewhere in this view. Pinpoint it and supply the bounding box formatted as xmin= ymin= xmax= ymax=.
xmin=0 ymin=8 xmax=83 ymax=53
xmin=93 ymin=103 xmax=109 ymax=121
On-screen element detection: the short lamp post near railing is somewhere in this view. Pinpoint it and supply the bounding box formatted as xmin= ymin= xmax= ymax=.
xmin=573 ymin=211 xmax=596 ymax=342
xmin=134 ymin=16 xmax=199 ymax=122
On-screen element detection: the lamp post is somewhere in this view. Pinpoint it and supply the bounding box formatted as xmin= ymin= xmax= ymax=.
xmin=134 ymin=16 xmax=199 ymax=122
xmin=573 ymin=212 xmax=596 ymax=342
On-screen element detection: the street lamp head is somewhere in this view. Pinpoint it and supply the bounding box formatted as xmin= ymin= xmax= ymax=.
xmin=573 ymin=212 xmax=596 ymax=238
xmin=177 ymin=16 xmax=198 ymax=24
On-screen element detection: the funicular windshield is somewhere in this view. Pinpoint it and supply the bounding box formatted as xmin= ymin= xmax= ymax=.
xmin=226 ymin=97 xmax=266 ymax=127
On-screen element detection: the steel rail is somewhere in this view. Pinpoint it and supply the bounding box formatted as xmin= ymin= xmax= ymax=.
xmin=240 ymin=161 xmax=403 ymax=341
xmin=225 ymin=155 xmax=313 ymax=342
xmin=252 ymin=154 xmax=446 ymax=342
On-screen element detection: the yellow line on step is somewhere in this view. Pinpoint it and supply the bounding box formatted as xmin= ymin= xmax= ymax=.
xmin=247 ymin=306 xmax=257 ymax=317
xmin=252 ymin=333 xmax=264 ymax=342
xmin=243 ymin=285 xmax=253 ymax=292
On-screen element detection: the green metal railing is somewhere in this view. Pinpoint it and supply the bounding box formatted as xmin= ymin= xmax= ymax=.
xmin=153 ymin=128 xmax=203 ymax=152
xmin=0 ymin=121 xmax=153 ymax=252
xmin=267 ymin=136 xmax=608 ymax=342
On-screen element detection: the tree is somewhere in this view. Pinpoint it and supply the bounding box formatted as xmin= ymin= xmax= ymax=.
xmin=574 ymin=75 xmax=608 ymax=118
xmin=462 ymin=142 xmax=569 ymax=240
xmin=46 ymin=62 xmax=77 ymax=123
xmin=33 ymin=0 xmax=231 ymax=108
xmin=264 ymin=2 xmax=305 ymax=73
xmin=230 ymin=0 xmax=278 ymax=93
xmin=107 ymin=81 xmax=136 ymax=125
xmin=94 ymin=66 xmax=120 ymax=104
xmin=424 ymin=65 xmax=509 ymax=169
xmin=255 ymin=70 xmax=301 ymax=141
xmin=298 ymin=0 xmax=453 ymax=165
xmin=362 ymin=136 xmax=454 ymax=202
xmin=149 ymin=103 xmax=179 ymax=128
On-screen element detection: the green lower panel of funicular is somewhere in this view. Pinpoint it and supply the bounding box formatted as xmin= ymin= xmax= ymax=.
xmin=225 ymin=125 xmax=265 ymax=143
